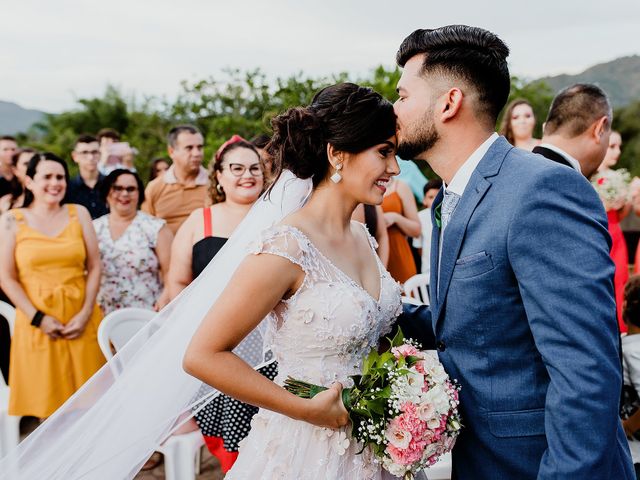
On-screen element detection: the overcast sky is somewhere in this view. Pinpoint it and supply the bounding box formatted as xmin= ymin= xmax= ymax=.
xmin=2 ymin=0 xmax=639 ymax=112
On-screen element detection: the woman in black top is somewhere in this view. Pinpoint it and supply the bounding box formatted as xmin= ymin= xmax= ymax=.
xmin=167 ymin=135 xmax=270 ymax=472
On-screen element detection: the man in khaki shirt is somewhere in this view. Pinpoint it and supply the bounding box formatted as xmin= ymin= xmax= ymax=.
xmin=142 ymin=125 xmax=208 ymax=233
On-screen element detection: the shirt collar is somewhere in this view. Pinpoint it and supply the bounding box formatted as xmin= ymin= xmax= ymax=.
xmin=163 ymin=165 xmax=208 ymax=186
xmin=537 ymin=143 xmax=582 ymax=173
xmin=445 ymin=133 xmax=499 ymax=196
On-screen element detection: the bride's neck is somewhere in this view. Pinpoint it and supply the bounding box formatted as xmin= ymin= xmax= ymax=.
xmin=302 ymin=184 xmax=356 ymax=237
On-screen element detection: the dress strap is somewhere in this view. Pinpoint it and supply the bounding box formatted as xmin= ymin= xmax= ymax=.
xmin=357 ymin=221 xmax=379 ymax=251
xmin=9 ymin=208 xmax=25 ymax=224
xmin=203 ymin=207 xmax=213 ymax=238
xmin=67 ymin=203 xmax=78 ymax=219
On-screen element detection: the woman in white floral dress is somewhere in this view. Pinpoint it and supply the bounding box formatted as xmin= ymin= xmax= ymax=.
xmin=93 ymin=169 xmax=173 ymax=314
xmin=184 ymin=83 xmax=409 ymax=479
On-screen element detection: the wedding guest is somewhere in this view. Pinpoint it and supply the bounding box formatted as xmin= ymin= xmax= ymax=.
xmin=596 ymin=130 xmax=630 ymax=331
xmin=533 ymin=83 xmax=611 ymax=178
xmin=99 ymin=142 xmax=137 ymax=175
xmin=413 ymin=178 xmax=443 ymax=277
xmin=166 ymin=135 xmax=265 ymax=472
xmin=0 ymin=136 xmax=18 ymax=199
xmin=381 ymin=177 xmax=421 ymax=283
xmin=621 ymin=275 xmax=640 ymax=477
xmin=97 ymin=128 xmax=120 ymax=173
xmin=148 ymin=157 xmax=171 ymax=182
xmin=66 ymin=135 xmax=108 ymax=219
xmin=0 ymin=152 xmax=104 ymax=419
xmin=142 ymin=125 xmax=208 ymax=234
xmin=352 ymin=204 xmax=390 ymax=267
xmin=499 ymin=99 xmax=541 ymax=150
xmin=396 ymin=156 xmax=428 ymax=201
xmin=93 ymin=169 xmax=173 ymax=314
xmin=0 ymin=148 xmax=36 ymax=213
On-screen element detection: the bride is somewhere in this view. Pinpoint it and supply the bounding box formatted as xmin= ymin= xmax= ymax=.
xmin=0 ymin=83 xmax=425 ymax=479
xmin=184 ymin=82 xmax=402 ymax=478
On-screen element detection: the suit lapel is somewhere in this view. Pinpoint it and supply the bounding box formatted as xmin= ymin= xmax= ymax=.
xmin=432 ymin=136 xmax=513 ymax=328
xmin=433 ymin=173 xmax=491 ymax=325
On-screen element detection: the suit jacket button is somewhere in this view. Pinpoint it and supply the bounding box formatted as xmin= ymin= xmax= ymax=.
xmin=437 ymin=340 xmax=446 ymax=352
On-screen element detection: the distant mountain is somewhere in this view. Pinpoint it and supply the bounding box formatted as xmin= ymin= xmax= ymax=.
xmin=0 ymin=101 xmax=46 ymax=135
xmin=535 ymin=55 xmax=640 ymax=107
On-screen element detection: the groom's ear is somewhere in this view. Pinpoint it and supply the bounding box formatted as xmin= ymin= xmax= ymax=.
xmin=440 ymin=88 xmax=464 ymax=123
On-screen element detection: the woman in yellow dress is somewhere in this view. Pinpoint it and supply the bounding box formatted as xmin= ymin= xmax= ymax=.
xmin=0 ymin=152 xmax=104 ymax=419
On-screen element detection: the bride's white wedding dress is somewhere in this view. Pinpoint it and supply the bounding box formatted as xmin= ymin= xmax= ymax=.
xmin=227 ymin=223 xmax=402 ymax=479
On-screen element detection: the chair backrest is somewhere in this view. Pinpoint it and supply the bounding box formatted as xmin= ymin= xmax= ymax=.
xmin=97 ymin=307 xmax=155 ymax=361
xmin=0 ymin=301 xmax=16 ymax=338
xmin=401 ymin=295 xmax=423 ymax=306
xmin=403 ymin=273 xmax=430 ymax=306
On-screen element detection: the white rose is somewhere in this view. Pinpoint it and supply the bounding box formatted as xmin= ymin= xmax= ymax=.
xmin=385 ymin=421 xmax=412 ymax=450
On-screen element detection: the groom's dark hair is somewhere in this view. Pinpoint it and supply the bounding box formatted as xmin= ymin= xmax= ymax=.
xmin=396 ymin=25 xmax=510 ymax=124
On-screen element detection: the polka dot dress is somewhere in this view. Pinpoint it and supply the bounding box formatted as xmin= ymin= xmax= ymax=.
xmin=194 ymin=361 xmax=278 ymax=451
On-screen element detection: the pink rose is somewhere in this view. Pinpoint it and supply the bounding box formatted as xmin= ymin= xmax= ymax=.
xmin=416 ymin=402 xmax=436 ymax=422
xmin=391 ymin=344 xmax=420 ymax=359
xmin=387 ymin=443 xmax=424 ymax=466
xmin=385 ymin=417 xmax=412 ymax=450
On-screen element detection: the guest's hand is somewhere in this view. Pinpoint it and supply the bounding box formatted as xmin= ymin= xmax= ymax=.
xmin=0 ymin=194 xmax=12 ymax=214
xmin=623 ymin=419 xmax=635 ymax=438
xmin=303 ymin=382 xmax=349 ymax=429
xmin=154 ymin=289 xmax=171 ymax=311
xmin=384 ymin=212 xmax=398 ymax=227
xmin=61 ymin=310 xmax=90 ymax=339
xmin=40 ymin=315 xmax=64 ymax=340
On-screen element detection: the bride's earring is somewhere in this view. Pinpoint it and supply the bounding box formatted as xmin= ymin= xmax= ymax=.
xmin=330 ymin=164 xmax=343 ymax=184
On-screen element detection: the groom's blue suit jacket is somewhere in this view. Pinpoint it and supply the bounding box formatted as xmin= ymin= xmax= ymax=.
xmin=396 ymin=137 xmax=634 ymax=479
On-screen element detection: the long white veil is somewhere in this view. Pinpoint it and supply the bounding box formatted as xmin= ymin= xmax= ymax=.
xmin=0 ymin=170 xmax=312 ymax=479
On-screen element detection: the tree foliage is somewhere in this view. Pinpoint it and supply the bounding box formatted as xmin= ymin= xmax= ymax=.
xmin=17 ymin=66 xmax=640 ymax=181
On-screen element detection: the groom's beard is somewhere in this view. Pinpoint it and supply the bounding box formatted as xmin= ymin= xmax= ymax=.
xmin=396 ymin=113 xmax=440 ymax=160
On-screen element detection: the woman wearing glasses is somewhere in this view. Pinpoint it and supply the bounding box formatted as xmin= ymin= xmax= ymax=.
xmin=165 ymin=135 xmax=269 ymax=472
xmin=92 ymin=169 xmax=173 ymax=314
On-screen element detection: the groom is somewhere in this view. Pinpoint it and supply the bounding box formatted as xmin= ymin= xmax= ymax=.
xmin=392 ymin=26 xmax=634 ymax=479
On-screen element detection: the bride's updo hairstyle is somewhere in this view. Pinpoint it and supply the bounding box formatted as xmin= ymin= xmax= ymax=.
xmin=265 ymin=82 xmax=396 ymax=187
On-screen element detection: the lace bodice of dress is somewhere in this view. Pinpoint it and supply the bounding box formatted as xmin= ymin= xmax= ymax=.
xmin=251 ymin=223 xmax=402 ymax=387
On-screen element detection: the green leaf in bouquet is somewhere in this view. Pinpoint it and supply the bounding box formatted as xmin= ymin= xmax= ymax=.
xmin=406 ymin=355 xmax=422 ymax=367
xmin=376 ymin=351 xmax=394 ymax=367
xmin=362 ymin=349 xmax=378 ymax=376
xmin=388 ymin=327 xmax=405 ymax=348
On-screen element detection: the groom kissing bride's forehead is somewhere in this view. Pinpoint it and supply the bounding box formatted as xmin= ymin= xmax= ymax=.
xmin=393 ymin=25 xmax=634 ymax=479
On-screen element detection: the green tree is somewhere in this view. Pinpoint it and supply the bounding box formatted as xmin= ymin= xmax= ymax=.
xmin=613 ymin=100 xmax=640 ymax=176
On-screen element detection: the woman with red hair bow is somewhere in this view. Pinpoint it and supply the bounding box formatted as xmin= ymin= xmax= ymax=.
xmin=165 ymin=135 xmax=269 ymax=471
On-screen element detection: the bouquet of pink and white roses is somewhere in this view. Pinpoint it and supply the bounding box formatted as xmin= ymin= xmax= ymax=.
xmin=285 ymin=330 xmax=462 ymax=479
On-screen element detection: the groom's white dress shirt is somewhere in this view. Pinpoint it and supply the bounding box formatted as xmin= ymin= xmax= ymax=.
xmin=537 ymin=143 xmax=581 ymax=173
xmin=444 ymin=132 xmax=499 ymax=199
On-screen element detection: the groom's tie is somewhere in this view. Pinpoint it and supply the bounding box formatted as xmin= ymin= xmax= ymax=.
xmin=441 ymin=190 xmax=461 ymax=231
xmin=437 ymin=190 xmax=461 ymax=293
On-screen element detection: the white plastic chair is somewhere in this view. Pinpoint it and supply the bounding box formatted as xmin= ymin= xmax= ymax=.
xmin=423 ymin=451 xmax=452 ymax=479
xmin=403 ymin=273 xmax=430 ymax=305
xmin=97 ymin=307 xmax=204 ymax=480
xmin=400 ymin=295 xmax=423 ymax=306
xmin=0 ymin=301 xmax=20 ymax=458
